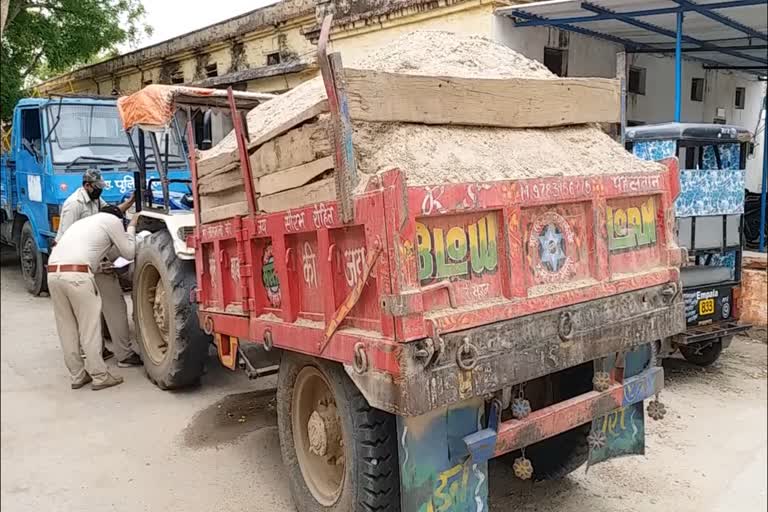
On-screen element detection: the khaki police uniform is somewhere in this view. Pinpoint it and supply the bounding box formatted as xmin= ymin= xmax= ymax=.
xmin=55 ymin=187 xmax=107 ymax=242
xmin=48 ymin=213 xmax=136 ymax=385
xmin=57 ymin=186 xmax=135 ymax=362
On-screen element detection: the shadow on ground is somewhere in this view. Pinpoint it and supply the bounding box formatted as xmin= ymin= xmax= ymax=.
xmin=183 ymin=388 xmax=277 ymax=448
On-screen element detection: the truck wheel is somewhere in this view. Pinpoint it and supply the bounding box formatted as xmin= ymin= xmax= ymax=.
xmin=679 ymin=339 xmax=723 ymax=367
xmin=133 ymin=230 xmax=209 ymax=389
xmin=277 ymin=353 xmax=400 ymax=512
xmin=20 ymin=221 xmax=47 ymax=295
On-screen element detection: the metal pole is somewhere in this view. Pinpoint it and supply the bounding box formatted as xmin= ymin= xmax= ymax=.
xmin=227 ymin=87 xmax=258 ymax=216
xmin=617 ymin=51 xmax=627 ymax=145
xmin=125 ymin=129 xmax=142 ymax=213
xmin=674 ymin=10 xmax=684 ymax=122
xmin=138 ymin=130 xmax=146 ymax=210
xmin=148 ymin=132 xmax=170 ymax=213
xmin=759 ymin=96 xmax=767 ymax=252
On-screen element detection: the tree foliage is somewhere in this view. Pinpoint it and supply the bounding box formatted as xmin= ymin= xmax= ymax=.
xmin=1 ymin=0 xmax=151 ymax=120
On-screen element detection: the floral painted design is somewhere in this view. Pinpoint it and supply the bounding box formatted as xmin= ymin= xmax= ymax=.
xmin=633 ymin=140 xmax=744 ymax=217
xmin=676 ymin=168 xmax=745 ymax=216
xmin=631 ymin=140 xmax=676 ymax=161
xmin=702 ymin=143 xmax=741 ymax=171
xmin=695 ymin=250 xmax=737 ymax=280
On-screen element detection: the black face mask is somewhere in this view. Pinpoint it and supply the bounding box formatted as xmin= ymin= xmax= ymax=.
xmin=87 ymin=187 xmax=103 ymax=201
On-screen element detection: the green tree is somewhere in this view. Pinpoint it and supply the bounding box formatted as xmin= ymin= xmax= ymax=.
xmin=1 ymin=0 xmax=151 ymax=120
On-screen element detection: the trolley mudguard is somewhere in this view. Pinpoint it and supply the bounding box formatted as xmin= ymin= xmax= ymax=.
xmin=396 ymin=347 xmax=662 ymax=511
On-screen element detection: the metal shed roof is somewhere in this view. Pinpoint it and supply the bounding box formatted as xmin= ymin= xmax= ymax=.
xmin=496 ymin=0 xmax=768 ymax=73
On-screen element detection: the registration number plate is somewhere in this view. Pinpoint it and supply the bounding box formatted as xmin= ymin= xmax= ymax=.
xmin=698 ymin=298 xmax=715 ymax=316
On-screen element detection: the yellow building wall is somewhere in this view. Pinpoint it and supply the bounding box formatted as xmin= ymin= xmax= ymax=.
xmin=329 ymin=2 xmax=496 ymax=62
xmin=208 ymin=47 xmax=232 ymax=76
xmin=118 ymin=72 xmax=141 ymax=94
xmin=246 ymin=68 xmax=318 ymax=93
xmin=97 ymin=77 xmax=113 ymax=95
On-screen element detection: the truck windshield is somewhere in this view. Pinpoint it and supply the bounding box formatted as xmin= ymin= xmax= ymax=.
xmin=46 ymin=103 xmax=183 ymax=165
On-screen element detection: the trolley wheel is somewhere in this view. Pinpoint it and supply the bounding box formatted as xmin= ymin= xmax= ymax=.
xmin=277 ymin=353 xmax=400 ymax=511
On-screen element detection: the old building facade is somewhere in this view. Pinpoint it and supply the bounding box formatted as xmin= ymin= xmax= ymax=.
xmin=35 ymin=0 xmax=504 ymax=97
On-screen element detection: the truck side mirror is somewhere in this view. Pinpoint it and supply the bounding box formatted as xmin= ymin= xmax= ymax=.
xmin=201 ymin=110 xmax=212 ymax=150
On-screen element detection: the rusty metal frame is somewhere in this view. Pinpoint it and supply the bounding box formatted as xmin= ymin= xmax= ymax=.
xmin=492 ymin=366 xmax=663 ymax=457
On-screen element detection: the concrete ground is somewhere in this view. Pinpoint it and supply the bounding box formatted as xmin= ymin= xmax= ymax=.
xmin=2 ymin=247 xmax=766 ymax=512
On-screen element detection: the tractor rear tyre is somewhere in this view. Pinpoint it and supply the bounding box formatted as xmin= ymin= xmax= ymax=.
xmin=133 ymin=230 xmax=210 ymax=389
xmin=679 ymin=339 xmax=724 ymax=367
xmin=20 ymin=221 xmax=47 ymax=296
xmin=277 ymin=353 xmax=401 ymax=512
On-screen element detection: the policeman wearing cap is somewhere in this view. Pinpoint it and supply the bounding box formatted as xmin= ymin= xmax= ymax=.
xmin=48 ymin=205 xmax=138 ymax=390
xmin=55 ymin=169 xmax=141 ymax=368
xmin=55 ymin=169 xmax=135 ymax=241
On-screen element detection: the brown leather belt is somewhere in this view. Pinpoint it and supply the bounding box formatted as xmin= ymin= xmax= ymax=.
xmin=48 ymin=264 xmax=90 ymax=273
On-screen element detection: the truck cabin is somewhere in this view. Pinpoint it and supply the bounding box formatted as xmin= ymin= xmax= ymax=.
xmin=5 ymin=95 xmax=189 ymax=205
xmin=117 ymin=84 xmax=274 ymax=214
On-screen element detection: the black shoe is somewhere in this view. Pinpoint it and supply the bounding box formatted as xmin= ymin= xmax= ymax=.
xmin=102 ymin=347 xmax=114 ymax=361
xmin=117 ymin=353 xmax=142 ymax=368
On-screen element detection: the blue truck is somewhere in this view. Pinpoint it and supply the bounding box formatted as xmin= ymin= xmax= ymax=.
xmin=0 ymin=95 xmax=191 ymax=295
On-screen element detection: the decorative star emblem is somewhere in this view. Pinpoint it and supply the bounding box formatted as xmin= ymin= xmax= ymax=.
xmin=538 ymin=224 xmax=566 ymax=272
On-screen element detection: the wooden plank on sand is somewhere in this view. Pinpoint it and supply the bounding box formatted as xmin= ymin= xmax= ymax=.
xmin=200 ymin=188 xmax=247 ymax=210
xmin=247 ymin=97 xmax=328 ymax=151
xmin=258 ymin=177 xmax=336 ymax=213
xmin=344 ymin=69 xmax=621 ymax=127
xmin=258 ymin=156 xmax=334 ymax=196
xmin=201 ymin=201 xmax=249 ymax=224
xmin=198 ymin=167 xmax=244 ymax=195
xmin=249 ymin=117 xmax=332 ymax=177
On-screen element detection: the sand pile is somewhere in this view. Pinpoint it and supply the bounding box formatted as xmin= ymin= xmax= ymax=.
xmin=197 ymin=31 xmax=661 ymax=217
xmin=350 ymin=30 xmax=555 ymax=79
xmin=353 ymin=122 xmax=660 ymax=186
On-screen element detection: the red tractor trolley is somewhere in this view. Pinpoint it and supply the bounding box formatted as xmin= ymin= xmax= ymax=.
xmin=118 ymin=20 xmax=686 ymax=512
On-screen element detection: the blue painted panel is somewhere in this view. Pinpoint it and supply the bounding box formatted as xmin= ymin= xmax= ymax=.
xmin=0 ymin=155 xmax=12 ymax=216
xmin=702 ymin=143 xmax=741 ymax=170
xmin=696 ymin=249 xmax=737 ymax=279
xmin=676 ymin=168 xmax=745 ymax=216
xmin=15 ymin=147 xmax=49 ymax=250
xmin=397 ymin=398 xmax=488 ymax=512
xmin=52 ymin=167 xmax=191 ymax=205
xmin=632 ymin=140 xmax=676 ymax=161
xmin=589 ymin=402 xmax=646 ymax=465
xmin=632 ymin=140 xmax=745 ymax=217
xmin=588 ymin=346 xmax=650 ymax=466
